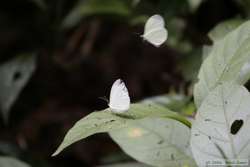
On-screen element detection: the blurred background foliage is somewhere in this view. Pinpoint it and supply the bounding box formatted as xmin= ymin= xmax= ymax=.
xmin=0 ymin=0 xmax=249 ymax=166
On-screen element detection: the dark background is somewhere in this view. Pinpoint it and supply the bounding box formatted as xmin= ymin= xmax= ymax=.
xmin=0 ymin=0 xmax=247 ymax=166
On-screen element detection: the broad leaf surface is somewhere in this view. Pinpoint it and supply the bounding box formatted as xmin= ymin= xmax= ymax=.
xmin=0 ymin=156 xmax=30 ymax=167
xmin=0 ymin=54 xmax=36 ymax=120
xmin=194 ymin=21 xmax=250 ymax=107
xmin=110 ymin=117 xmax=196 ymax=167
xmin=141 ymin=94 xmax=189 ymax=111
xmin=191 ymin=82 xmax=250 ymax=166
xmin=238 ymin=60 xmax=250 ymax=84
xmin=208 ymin=19 xmax=243 ymax=41
xmin=99 ymin=162 xmax=149 ymax=167
xmin=53 ymin=103 xmax=190 ymax=156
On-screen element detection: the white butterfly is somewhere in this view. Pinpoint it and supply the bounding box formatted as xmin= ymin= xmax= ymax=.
xmin=141 ymin=14 xmax=168 ymax=47
xmin=108 ymin=79 xmax=130 ymax=113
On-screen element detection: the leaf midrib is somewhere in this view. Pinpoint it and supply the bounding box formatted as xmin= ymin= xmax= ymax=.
xmin=221 ymin=86 xmax=237 ymax=158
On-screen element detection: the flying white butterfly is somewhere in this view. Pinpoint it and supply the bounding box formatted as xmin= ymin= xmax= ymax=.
xmin=141 ymin=14 xmax=168 ymax=47
xmin=108 ymin=79 xmax=130 ymax=113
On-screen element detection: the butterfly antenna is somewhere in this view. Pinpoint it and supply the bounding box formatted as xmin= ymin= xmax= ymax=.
xmin=98 ymin=96 xmax=109 ymax=103
xmin=133 ymin=31 xmax=142 ymax=37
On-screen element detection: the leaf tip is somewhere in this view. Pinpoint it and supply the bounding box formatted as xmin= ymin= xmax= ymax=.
xmin=51 ymin=144 xmax=64 ymax=157
xmin=51 ymin=149 xmax=60 ymax=157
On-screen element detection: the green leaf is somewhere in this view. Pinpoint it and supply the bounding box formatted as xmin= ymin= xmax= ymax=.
xmin=0 ymin=54 xmax=36 ymax=121
xmin=202 ymin=45 xmax=212 ymax=61
xmin=142 ymin=94 xmax=196 ymax=117
xmin=0 ymin=141 xmax=21 ymax=157
xmin=167 ymin=18 xmax=192 ymax=54
xmin=202 ymin=19 xmax=250 ymax=86
xmin=99 ymin=162 xmax=149 ymax=167
xmin=29 ymin=0 xmax=46 ymax=9
xmin=194 ymin=20 xmax=250 ymax=107
xmin=204 ymin=21 xmax=236 ymax=60
xmin=158 ymin=0 xmax=189 ymax=19
xmin=110 ymin=117 xmax=196 ymax=167
xmin=181 ymin=102 xmax=196 ymax=117
xmin=179 ymin=49 xmax=202 ymax=81
xmin=191 ymin=82 xmax=250 ymax=166
xmin=201 ymin=19 xmax=244 ymax=84
xmin=129 ymin=15 xmax=148 ymax=26
xmin=188 ymin=0 xmax=202 ymax=12
xmin=52 ymin=103 xmax=190 ymax=156
xmin=63 ymin=0 xmax=131 ymax=28
xmin=131 ymin=0 xmax=140 ymax=7
xmin=237 ymin=60 xmax=250 ymax=84
xmin=208 ymin=19 xmax=244 ymax=42
xmin=0 ymin=156 xmax=30 ymax=167
xmin=141 ymin=93 xmax=189 ymax=111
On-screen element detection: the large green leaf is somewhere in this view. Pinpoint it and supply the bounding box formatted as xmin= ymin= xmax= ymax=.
xmin=141 ymin=93 xmax=189 ymax=111
xmin=0 ymin=54 xmax=36 ymax=121
xmin=203 ymin=20 xmax=235 ymax=61
xmin=110 ymin=117 xmax=196 ymax=167
xmin=201 ymin=45 xmax=212 ymax=61
xmin=208 ymin=19 xmax=244 ymax=42
xmin=194 ymin=20 xmax=250 ymax=107
xmin=63 ymin=0 xmax=131 ymax=28
xmin=204 ymin=19 xmax=250 ymax=85
xmin=191 ymin=82 xmax=250 ymax=166
xmin=99 ymin=162 xmax=149 ymax=167
xmin=141 ymin=94 xmax=196 ymax=117
xmin=238 ymin=60 xmax=250 ymax=84
xmin=0 ymin=156 xmax=30 ymax=167
xmin=52 ymin=103 xmax=190 ymax=156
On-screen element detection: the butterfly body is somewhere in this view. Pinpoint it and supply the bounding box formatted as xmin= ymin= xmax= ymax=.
xmin=142 ymin=14 xmax=168 ymax=47
xmin=108 ymin=79 xmax=130 ymax=113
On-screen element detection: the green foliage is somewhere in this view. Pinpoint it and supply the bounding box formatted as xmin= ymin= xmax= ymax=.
xmin=191 ymin=19 xmax=250 ymax=167
xmin=53 ymin=103 xmax=190 ymax=156
xmin=208 ymin=19 xmax=244 ymax=42
xmin=178 ymin=49 xmax=202 ymax=82
xmin=0 ymin=54 xmax=36 ymax=121
xmin=1 ymin=0 xmax=247 ymax=166
xmin=191 ymin=82 xmax=250 ymax=166
xmin=110 ymin=117 xmax=196 ymax=167
xmin=194 ymin=20 xmax=250 ymax=107
xmin=63 ymin=0 xmax=131 ymax=28
xmin=100 ymin=162 xmax=149 ymax=167
xmin=52 ymin=4 xmax=250 ymax=165
xmin=141 ymin=93 xmax=189 ymax=111
xmin=167 ymin=18 xmax=192 ymax=54
xmin=202 ymin=19 xmax=244 ymax=63
xmin=158 ymin=0 xmax=189 ymax=19
xmin=29 ymin=0 xmax=46 ymax=10
xmin=238 ymin=59 xmax=250 ymax=84
xmin=187 ymin=0 xmax=202 ymax=12
xmin=0 ymin=156 xmax=30 ymax=167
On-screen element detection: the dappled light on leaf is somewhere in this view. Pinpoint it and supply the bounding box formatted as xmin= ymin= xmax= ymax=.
xmin=127 ymin=128 xmax=144 ymax=138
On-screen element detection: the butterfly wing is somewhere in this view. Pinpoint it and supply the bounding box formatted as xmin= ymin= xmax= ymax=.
xmin=143 ymin=28 xmax=168 ymax=47
xmin=109 ymin=79 xmax=130 ymax=113
xmin=144 ymin=14 xmax=165 ymax=35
